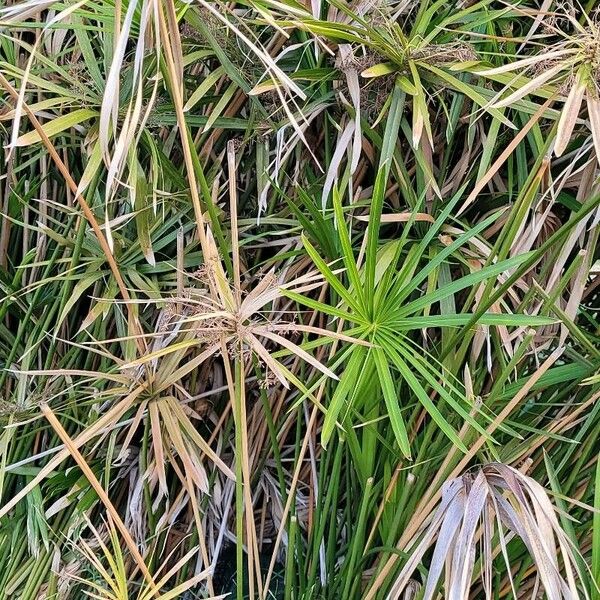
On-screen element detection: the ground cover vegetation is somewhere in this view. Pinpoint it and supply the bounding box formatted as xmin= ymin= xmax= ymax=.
xmin=1 ymin=0 xmax=600 ymax=598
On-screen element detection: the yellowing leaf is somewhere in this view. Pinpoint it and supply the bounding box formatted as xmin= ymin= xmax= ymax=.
xmin=361 ymin=62 xmax=397 ymax=78
xmin=76 ymin=138 xmax=102 ymax=196
xmin=555 ymin=71 xmax=586 ymax=157
xmin=491 ymin=63 xmax=564 ymax=109
xmin=249 ymin=80 xmax=277 ymax=95
xmin=16 ymin=109 xmax=98 ymax=146
xmin=587 ymin=90 xmax=600 ymax=165
xmin=183 ymin=66 xmax=225 ymax=112
xmin=449 ymin=60 xmax=482 ymax=72
xmin=354 ymin=212 xmax=434 ymax=223
xmin=396 ymin=75 xmax=417 ymax=96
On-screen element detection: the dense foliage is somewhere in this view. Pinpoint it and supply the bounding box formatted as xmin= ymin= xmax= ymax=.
xmin=0 ymin=0 xmax=599 ymax=598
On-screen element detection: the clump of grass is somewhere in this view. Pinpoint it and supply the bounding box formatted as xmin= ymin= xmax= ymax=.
xmin=0 ymin=1 xmax=599 ymax=599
